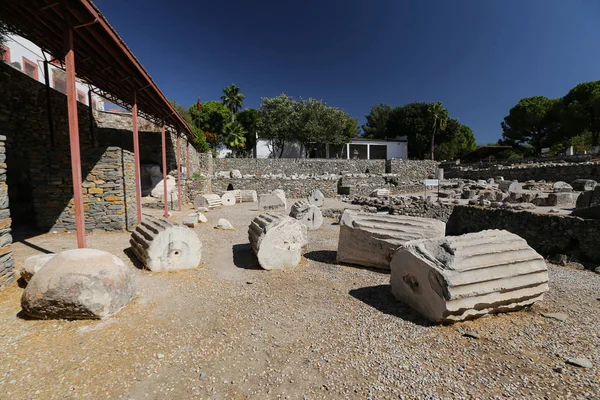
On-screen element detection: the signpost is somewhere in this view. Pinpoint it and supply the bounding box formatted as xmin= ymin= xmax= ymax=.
xmin=423 ymin=179 xmax=440 ymax=198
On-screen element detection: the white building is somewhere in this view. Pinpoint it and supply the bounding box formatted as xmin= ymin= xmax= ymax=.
xmin=1 ymin=34 xmax=105 ymax=111
xmin=254 ymin=137 xmax=408 ymax=160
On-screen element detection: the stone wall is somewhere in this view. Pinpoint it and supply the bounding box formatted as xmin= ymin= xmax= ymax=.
xmin=344 ymin=196 xmax=455 ymax=222
xmin=446 ymin=206 xmax=600 ymax=264
xmin=212 ymin=177 xmax=339 ymax=198
xmin=212 ymin=158 xmax=386 ymax=176
xmin=184 ymin=178 xmax=211 ymax=202
xmin=0 ymin=60 xmax=138 ymax=233
xmin=338 ymin=176 xmax=424 ymax=196
xmin=386 ymin=159 xmax=439 ymax=180
xmin=95 ymin=111 xmax=204 ymax=177
xmin=445 ymin=162 xmax=600 ymax=182
xmin=0 ymin=135 xmax=14 ymax=289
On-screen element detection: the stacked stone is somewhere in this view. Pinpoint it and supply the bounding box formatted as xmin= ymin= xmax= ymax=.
xmin=0 ymin=135 xmax=14 ymax=289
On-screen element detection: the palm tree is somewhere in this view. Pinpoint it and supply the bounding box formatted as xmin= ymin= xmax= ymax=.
xmin=428 ymin=102 xmax=449 ymax=160
xmin=223 ymin=122 xmax=247 ymax=157
xmin=221 ymin=84 xmax=245 ymax=122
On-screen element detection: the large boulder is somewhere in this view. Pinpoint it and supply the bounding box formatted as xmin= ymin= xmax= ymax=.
xmin=21 ymin=249 xmax=135 ymax=320
xmin=547 ymin=192 xmax=578 ymax=207
xmin=336 ymin=210 xmax=446 ymax=270
xmin=248 ymin=213 xmax=307 ymax=270
xmin=553 ymin=181 xmax=573 ymax=193
xmin=20 ymin=253 xmax=56 ymax=282
xmin=390 ymin=230 xmax=549 ymax=323
xmin=571 ymin=179 xmax=597 ymax=192
xmin=499 ymin=181 xmax=522 ymax=194
xmin=130 ymin=214 xmax=202 ymax=271
xmin=289 ymin=200 xmax=323 ymax=231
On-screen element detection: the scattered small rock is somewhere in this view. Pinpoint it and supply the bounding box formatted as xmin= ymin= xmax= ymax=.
xmin=197 ymin=212 xmax=208 ymax=223
xmin=215 ymin=218 xmax=234 ymax=230
xmin=462 ymin=332 xmax=480 ymax=339
xmin=541 ymin=312 xmax=568 ymax=322
xmin=566 ymin=358 xmax=592 ymax=368
xmin=199 ymin=372 xmax=206 ymax=380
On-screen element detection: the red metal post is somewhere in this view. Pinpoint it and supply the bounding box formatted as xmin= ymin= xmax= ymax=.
xmin=132 ymin=92 xmax=142 ymax=223
xmin=65 ymin=27 xmax=86 ymax=248
xmin=176 ymin=133 xmax=182 ymax=211
xmin=186 ymin=140 xmax=191 ymax=178
xmin=161 ymin=124 xmax=169 ymax=218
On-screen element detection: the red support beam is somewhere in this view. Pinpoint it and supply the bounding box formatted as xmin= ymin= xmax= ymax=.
xmin=176 ymin=133 xmax=182 ymax=211
xmin=186 ymin=140 xmax=191 ymax=178
xmin=161 ymin=124 xmax=169 ymax=218
xmin=132 ymin=91 xmax=142 ymax=224
xmin=65 ymin=26 xmax=86 ymax=248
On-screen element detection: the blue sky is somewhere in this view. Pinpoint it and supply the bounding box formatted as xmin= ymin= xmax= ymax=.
xmin=96 ymin=0 xmax=600 ymax=144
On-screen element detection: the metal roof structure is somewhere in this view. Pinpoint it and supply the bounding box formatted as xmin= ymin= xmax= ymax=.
xmin=0 ymin=0 xmax=195 ymax=138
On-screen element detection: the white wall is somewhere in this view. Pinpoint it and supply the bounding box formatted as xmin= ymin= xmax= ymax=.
xmin=256 ymin=139 xmax=305 ymax=158
xmin=3 ymin=34 xmax=105 ymax=111
xmin=386 ymin=141 xmax=408 ymax=160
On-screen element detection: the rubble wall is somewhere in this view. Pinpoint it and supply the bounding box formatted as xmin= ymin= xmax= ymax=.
xmin=212 ymin=158 xmax=386 ymax=176
xmin=446 ymin=206 xmax=600 ymax=263
xmin=211 ymin=177 xmax=338 ymax=198
xmin=445 ymin=162 xmax=600 ymax=182
xmin=0 ymin=135 xmax=14 ymax=289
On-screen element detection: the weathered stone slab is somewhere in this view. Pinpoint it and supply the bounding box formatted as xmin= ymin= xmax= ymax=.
xmin=369 ymin=188 xmax=390 ymax=198
xmin=221 ymin=192 xmax=237 ymax=206
xmin=21 ymin=249 xmax=135 ymax=320
xmin=259 ymin=191 xmax=287 ymax=211
xmin=20 ymin=253 xmax=56 ymax=282
xmin=390 ymin=229 xmax=549 ymax=323
xmin=571 ymin=179 xmax=597 ymax=192
xmin=194 ymin=194 xmax=222 ymax=209
xmin=547 ymin=192 xmax=577 ymax=207
xmin=183 ymin=212 xmax=199 ymax=228
xmin=248 ymin=213 xmax=307 ymax=270
xmin=216 ymin=218 xmax=234 ymax=230
xmin=307 ymin=189 xmax=325 ymax=207
xmin=130 ymin=214 xmax=202 ymax=271
xmin=289 ymin=200 xmax=323 ymax=231
xmin=553 ymin=181 xmax=573 ymax=193
xmin=240 ymin=190 xmax=257 ymax=203
xmin=336 ymin=210 xmax=446 ymax=270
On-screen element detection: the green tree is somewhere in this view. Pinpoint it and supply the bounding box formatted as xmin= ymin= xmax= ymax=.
xmin=435 ymin=120 xmax=477 ymax=160
xmin=561 ymin=81 xmax=600 ymax=146
xmin=221 ymin=84 xmax=245 ymax=122
xmin=362 ymin=103 xmax=393 ymax=139
xmin=257 ymin=94 xmax=301 ymax=158
xmin=501 ymin=96 xmax=558 ymax=154
xmin=188 ymin=101 xmax=231 ymax=148
xmin=386 ymin=102 xmax=432 ymax=158
xmin=427 ymin=102 xmax=449 ymax=160
xmin=236 ymin=108 xmax=260 ymax=155
xmin=223 ymin=122 xmax=247 ymax=156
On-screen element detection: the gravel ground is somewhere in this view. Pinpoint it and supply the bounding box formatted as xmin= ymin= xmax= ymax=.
xmin=0 ymin=199 xmax=598 ymax=399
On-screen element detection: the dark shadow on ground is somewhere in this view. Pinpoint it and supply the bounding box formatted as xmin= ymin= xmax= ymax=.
xmin=16 ymin=310 xmax=41 ymax=321
xmin=303 ymin=250 xmax=338 ymax=265
xmin=349 ymin=284 xmax=433 ymax=327
xmin=337 ymin=261 xmax=391 ymax=275
xmin=16 ymin=277 xmax=27 ymax=289
xmin=123 ymin=247 xmax=147 ymax=271
xmin=232 ymin=243 xmax=261 ymax=270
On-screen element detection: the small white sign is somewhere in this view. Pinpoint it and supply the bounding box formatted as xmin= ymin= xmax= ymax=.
xmin=423 ymin=179 xmax=439 ymax=187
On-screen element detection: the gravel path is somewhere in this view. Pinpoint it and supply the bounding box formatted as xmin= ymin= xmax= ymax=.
xmin=0 ymin=199 xmax=598 ymax=399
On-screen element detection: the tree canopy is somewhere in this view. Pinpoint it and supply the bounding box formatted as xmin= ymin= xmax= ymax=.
xmin=221 ymin=84 xmax=245 ymax=122
xmin=257 ymin=94 xmax=358 ymax=158
xmin=236 ymin=108 xmax=260 ymax=155
xmin=188 ymin=101 xmax=231 ymax=150
xmin=169 ymin=100 xmax=209 ymax=152
xmin=363 ymin=102 xmax=476 ymax=160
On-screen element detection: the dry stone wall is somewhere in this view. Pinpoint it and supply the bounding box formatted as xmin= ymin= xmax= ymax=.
xmin=386 ymin=159 xmax=439 ymax=180
xmin=213 ymin=158 xmax=386 ymax=176
xmin=445 ymin=161 xmax=600 ymax=182
xmin=0 ymin=135 xmax=14 ymax=289
xmin=212 ymin=177 xmax=338 ymax=198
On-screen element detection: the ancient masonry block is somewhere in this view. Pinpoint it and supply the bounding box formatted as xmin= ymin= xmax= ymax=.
xmin=390 ymin=229 xmax=549 ymax=323
xmin=499 ymin=181 xmax=522 ymax=193
xmin=231 ymin=189 xmax=242 ymax=203
xmin=248 ymin=213 xmax=308 ymax=270
xmin=240 ymin=190 xmax=257 ymax=203
xmin=370 ymin=188 xmax=390 ymax=198
xmin=307 ymin=189 xmax=325 ymax=207
xmin=194 ymin=194 xmax=222 ymax=209
xmin=571 ymin=179 xmax=597 ymax=192
xmin=221 ymin=191 xmax=237 ymax=206
xmin=336 ymin=210 xmax=446 ymax=270
xmin=0 ymin=135 xmax=13 ymax=290
xmin=258 ymin=190 xmax=287 ymax=211
xmin=130 ymin=214 xmax=202 ymax=271
xmin=289 ymin=200 xmax=323 ymax=231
